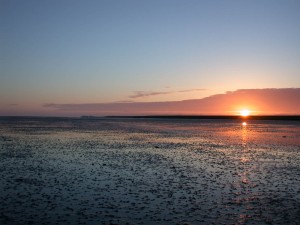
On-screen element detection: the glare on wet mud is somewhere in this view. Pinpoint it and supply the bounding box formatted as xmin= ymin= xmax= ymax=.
xmin=0 ymin=118 xmax=300 ymax=225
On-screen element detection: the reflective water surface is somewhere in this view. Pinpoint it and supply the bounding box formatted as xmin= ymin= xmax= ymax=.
xmin=0 ymin=117 xmax=300 ymax=224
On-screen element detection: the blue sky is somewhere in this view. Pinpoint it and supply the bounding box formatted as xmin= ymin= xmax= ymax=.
xmin=1 ymin=0 xmax=300 ymax=115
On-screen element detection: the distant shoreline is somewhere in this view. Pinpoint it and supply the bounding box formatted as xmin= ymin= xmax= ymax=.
xmin=106 ymin=115 xmax=300 ymax=121
xmin=1 ymin=115 xmax=300 ymax=121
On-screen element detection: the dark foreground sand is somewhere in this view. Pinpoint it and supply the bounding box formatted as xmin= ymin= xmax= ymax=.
xmin=0 ymin=117 xmax=300 ymax=225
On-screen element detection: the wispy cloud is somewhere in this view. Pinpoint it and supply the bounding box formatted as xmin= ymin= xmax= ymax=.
xmin=129 ymin=88 xmax=206 ymax=99
xmin=178 ymin=88 xmax=207 ymax=93
xmin=112 ymin=100 xmax=135 ymax=103
xmin=129 ymin=91 xmax=172 ymax=98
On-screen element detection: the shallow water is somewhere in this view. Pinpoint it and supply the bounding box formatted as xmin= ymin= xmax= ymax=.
xmin=0 ymin=117 xmax=300 ymax=225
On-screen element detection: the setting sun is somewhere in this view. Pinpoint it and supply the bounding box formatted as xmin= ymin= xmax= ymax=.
xmin=240 ymin=109 xmax=250 ymax=117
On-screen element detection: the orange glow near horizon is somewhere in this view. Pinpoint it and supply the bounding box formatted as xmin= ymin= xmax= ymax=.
xmin=240 ymin=109 xmax=250 ymax=117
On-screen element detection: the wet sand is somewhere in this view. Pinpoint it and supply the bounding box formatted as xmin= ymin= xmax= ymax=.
xmin=0 ymin=117 xmax=300 ymax=224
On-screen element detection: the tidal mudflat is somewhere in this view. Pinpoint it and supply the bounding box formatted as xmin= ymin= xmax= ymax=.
xmin=0 ymin=117 xmax=300 ymax=225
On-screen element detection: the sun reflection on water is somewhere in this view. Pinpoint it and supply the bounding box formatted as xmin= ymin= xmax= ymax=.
xmin=241 ymin=122 xmax=248 ymax=148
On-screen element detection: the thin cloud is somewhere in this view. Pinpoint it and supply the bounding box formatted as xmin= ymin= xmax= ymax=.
xmin=129 ymin=88 xmax=206 ymax=99
xmin=178 ymin=88 xmax=207 ymax=93
xmin=43 ymin=103 xmax=56 ymax=107
xmin=129 ymin=91 xmax=172 ymax=99
xmin=112 ymin=100 xmax=135 ymax=103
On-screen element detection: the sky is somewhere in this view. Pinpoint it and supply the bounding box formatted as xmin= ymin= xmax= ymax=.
xmin=1 ymin=0 xmax=300 ymax=116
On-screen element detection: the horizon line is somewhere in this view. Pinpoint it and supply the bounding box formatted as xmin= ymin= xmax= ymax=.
xmin=1 ymin=115 xmax=300 ymax=121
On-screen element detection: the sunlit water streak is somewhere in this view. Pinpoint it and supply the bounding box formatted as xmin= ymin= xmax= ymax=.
xmin=0 ymin=118 xmax=299 ymax=225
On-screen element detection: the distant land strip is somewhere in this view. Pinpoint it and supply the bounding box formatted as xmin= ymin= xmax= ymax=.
xmin=0 ymin=115 xmax=299 ymax=121
xmin=103 ymin=115 xmax=300 ymax=121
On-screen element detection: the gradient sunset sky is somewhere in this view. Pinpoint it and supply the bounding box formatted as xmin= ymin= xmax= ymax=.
xmin=1 ymin=0 xmax=300 ymax=116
